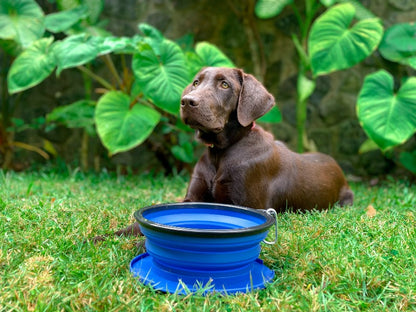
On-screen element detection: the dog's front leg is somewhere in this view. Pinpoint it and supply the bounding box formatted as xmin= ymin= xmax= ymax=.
xmin=183 ymin=154 xmax=215 ymax=202
xmin=184 ymin=175 xmax=213 ymax=202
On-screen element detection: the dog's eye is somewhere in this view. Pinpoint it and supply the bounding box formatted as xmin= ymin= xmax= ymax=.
xmin=193 ymin=80 xmax=199 ymax=87
xmin=221 ymin=81 xmax=229 ymax=89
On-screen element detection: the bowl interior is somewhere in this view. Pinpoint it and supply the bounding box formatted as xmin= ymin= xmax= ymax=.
xmin=135 ymin=203 xmax=274 ymax=236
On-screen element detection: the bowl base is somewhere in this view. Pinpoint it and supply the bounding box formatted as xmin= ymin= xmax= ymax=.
xmin=130 ymin=252 xmax=274 ymax=295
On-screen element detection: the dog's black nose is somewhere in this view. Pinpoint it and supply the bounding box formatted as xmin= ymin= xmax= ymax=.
xmin=181 ymin=95 xmax=199 ymax=107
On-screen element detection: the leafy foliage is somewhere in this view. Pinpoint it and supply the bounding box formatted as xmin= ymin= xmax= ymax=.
xmin=320 ymin=0 xmax=376 ymax=19
xmin=399 ymin=151 xmax=416 ymax=174
xmin=379 ymin=23 xmax=416 ymax=69
xmin=132 ymin=40 xmax=190 ymax=115
xmin=308 ymin=3 xmax=383 ymax=76
xmin=4 ymin=0 xmax=273 ymax=170
xmin=357 ymin=71 xmax=416 ymax=151
xmin=356 ymin=22 xmax=416 ymax=173
xmin=53 ymin=34 xmax=102 ymax=74
xmin=46 ymin=100 xmax=96 ymax=136
xmin=7 ymin=37 xmax=55 ymax=93
xmin=44 ymin=5 xmax=89 ymax=33
xmin=255 ymin=0 xmax=293 ymax=19
xmin=0 ymin=0 xmax=44 ymax=48
xmin=255 ymin=0 xmax=384 ymax=153
xmin=195 ymin=42 xmax=235 ymax=68
xmin=254 ymin=0 xmax=416 ymax=175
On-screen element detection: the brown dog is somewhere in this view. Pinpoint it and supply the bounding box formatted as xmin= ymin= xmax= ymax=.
xmin=180 ymin=67 xmax=353 ymax=212
xmin=94 ymin=67 xmax=353 ymax=242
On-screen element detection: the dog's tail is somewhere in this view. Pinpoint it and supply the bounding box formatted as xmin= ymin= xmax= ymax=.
xmin=339 ymin=186 xmax=354 ymax=206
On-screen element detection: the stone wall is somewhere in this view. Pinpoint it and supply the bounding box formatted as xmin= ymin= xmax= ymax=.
xmin=11 ymin=0 xmax=416 ymax=175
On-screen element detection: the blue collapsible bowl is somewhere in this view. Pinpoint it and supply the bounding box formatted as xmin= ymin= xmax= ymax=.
xmin=130 ymin=202 xmax=276 ymax=295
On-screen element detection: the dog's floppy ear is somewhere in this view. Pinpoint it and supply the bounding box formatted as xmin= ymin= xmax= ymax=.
xmin=237 ymin=71 xmax=275 ymax=127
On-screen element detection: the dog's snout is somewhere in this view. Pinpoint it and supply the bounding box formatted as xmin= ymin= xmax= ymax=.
xmin=181 ymin=96 xmax=199 ymax=107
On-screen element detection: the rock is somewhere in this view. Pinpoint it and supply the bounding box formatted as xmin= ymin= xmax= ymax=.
xmin=309 ymin=75 xmax=330 ymax=109
xmin=388 ymin=0 xmax=416 ymax=11
xmin=319 ymin=92 xmax=356 ymax=126
xmin=270 ymin=121 xmax=295 ymax=143
xmin=358 ymin=150 xmax=395 ymax=176
xmin=338 ymin=119 xmax=368 ymax=156
xmin=309 ymin=128 xmax=334 ymax=155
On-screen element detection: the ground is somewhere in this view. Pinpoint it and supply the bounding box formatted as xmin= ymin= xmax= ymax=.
xmin=1 ymin=170 xmax=415 ymax=311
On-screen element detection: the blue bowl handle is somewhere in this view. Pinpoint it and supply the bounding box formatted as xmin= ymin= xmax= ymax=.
xmin=263 ymin=208 xmax=278 ymax=245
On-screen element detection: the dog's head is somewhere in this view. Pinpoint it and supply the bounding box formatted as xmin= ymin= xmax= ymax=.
xmin=180 ymin=67 xmax=275 ymax=134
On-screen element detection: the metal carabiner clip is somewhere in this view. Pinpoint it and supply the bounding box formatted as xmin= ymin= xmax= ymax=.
xmin=263 ymin=208 xmax=278 ymax=245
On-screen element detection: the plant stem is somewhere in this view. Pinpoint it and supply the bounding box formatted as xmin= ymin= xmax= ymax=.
xmin=80 ymin=130 xmax=89 ymax=172
xmin=304 ymin=0 xmax=320 ymax=41
xmin=296 ymin=93 xmax=307 ymax=153
xmin=82 ymin=67 xmax=92 ymax=101
xmin=292 ymin=0 xmax=321 ymax=153
xmin=291 ymin=34 xmax=309 ymax=69
xmin=121 ymin=54 xmax=133 ymax=93
xmin=80 ymin=69 xmax=92 ymax=172
xmin=13 ymin=141 xmax=49 ymax=160
xmin=1 ymin=55 xmax=12 ymax=168
xmin=291 ymin=4 xmax=304 ymax=36
xmin=1 ymin=54 xmax=9 ymax=131
xmin=101 ymin=54 xmax=124 ymax=91
xmin=94 ymin=153 xmax=100 ymax=173
xmin=77 ymin=65 xmax=115 ymax=91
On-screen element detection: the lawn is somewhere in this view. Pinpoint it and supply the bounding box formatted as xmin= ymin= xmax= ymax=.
xmin=1 ymin=170 xmax=415 ymax=311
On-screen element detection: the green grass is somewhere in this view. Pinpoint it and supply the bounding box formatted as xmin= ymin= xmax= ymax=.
xmin=1 ymin=170 xmax=415 ymax=311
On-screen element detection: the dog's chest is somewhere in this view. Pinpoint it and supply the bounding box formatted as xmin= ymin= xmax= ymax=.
xmin=206 ymin=148 xmax=248 ymax=204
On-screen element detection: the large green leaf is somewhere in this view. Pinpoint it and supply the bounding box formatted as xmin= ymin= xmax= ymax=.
xmin=7 ymin=37 xmax=56 ymax=94
xmin=254 ymin=0 xmax=293 ymax=19
xmin=320 ymin=0 xmax=375 ymax=20
xmin=95 ymin=91 xmax=161 ymax=155
xmin=308 ymin=3 xmax=383 ymax=76
xmin=357 ymin=70 xmax=416 ymax=150
xmin=53 ymin=34 xmax=101 ymax=74
xmin=0 ymin=0 xmax=45 ymax=48
xmin=45 ymin=5 xmax=88 ymax=33
xmin=379 ymin=23 xmax=416 ymax=70
xmin=195 ymin=42 xmax=234 ymax=68
xmin=132 ymin=40 xmax=190 ymax=115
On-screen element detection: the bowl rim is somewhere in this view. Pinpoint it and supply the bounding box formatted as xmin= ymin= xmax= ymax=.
xmin=134 ymin=202 xmax=275 ymax=238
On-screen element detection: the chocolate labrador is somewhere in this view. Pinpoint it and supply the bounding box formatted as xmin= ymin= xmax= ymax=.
xmin=181 ymin=67 xmax=353 ymax=211
xmin=94 ymin=67 xmax=353 ymax=241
